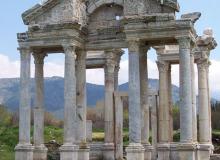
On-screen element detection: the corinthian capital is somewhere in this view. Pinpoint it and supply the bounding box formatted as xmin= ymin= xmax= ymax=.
xmin=128 ymin=40 xmax=140 ymax=53
xmin=197 ymin=58 xmax=210 ymax=71
xmin=156 ymin=60 xmax=170 ymax=73
xmin=177 ymin=37 xmax=191 ymax=49
xmin=62 ymin=43 xmax=76 ymax=55
xmin=33 ymin=52 xmax=47 ymax=65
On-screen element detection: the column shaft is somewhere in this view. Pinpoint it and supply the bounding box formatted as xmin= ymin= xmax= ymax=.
xmin=63 ymin=45 xmax=77 ymax=144
xmin=19 ymin=48 xmax=32 ymax=145
xmin=128 ymin=43 xmax=141 ymax=143
xmin=157 ymin=60 xmax=170 ymax=143
xmin=139 ymin=49 xmax=150 ymax=144
xmin=178 ymin=37 xmax=193 ymax=142
xmin=104 ymin=59 xmax=115 ymax=143
xmin=103 ymin=51 xmax=116 ymax=160
xmin=76 ymin=50 xmax=87 ymax=144
xmin=191 ymin=54 xmax=197 ymax=142
xmin=197 ymin=59 xmax=211 ymax=143
xmin=168 ymin=65 xmax=173 ymax=142
xmin=33 ymin=53 xmax=46 ymax=146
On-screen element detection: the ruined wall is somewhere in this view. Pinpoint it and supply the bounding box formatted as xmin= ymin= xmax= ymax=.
xmin=123 ymin=0 xmax=175 ymax=16
xmin=29 ymin=0 xmax=87 ymax=27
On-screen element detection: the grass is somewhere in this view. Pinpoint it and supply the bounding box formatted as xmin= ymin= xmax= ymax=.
xmin=1 ymin=126 xmax=220 ymax=160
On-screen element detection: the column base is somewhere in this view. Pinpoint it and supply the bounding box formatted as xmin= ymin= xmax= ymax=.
xmin=78 ymin=143 xmax=90 ymax=160
xmin=126 ymin=143 xmax=145 ymax=160
xmin=197 ymin=144 xmax=213 ymax=160
xmin=142 ymin=143 xmax=153 ymax=160
xmin=170 ymin=143 xmax=196 ymax=160
xmin=103 ymin=143 xmax=115 ymax=160
xmin=33 ymin=145 xmax=48 ymax=160
xmin=157 ymin=143 xmax=170 ymax=160
xmin=15 ymin=144 xmax=34 ymax=160
xmin=59 ymin=144 xmax=79 ymax=160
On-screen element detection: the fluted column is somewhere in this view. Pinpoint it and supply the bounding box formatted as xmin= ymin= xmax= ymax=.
xmin=114 ymin=65 xmax=120 ymax=91
xmin=126 ymin=40 xmax=144 ymax=160
xmin=139 ymin=46 xmax=153 ymax=160
xmin=139 ymin=46 xmax=150 ymax=145
xmin=168 ymin=64 xmax=173 ymax=142
xmin=197 ymin=59 xmax=211 ymax=143
xmin=156 ymin=60 xmax=171 ymax=160
xmin=15 ymin=47 xmax=34 ymax=160
xmin=103 ymin=50 xmax=116 ymax=160
xmin=33 ymin=52 xmax=48 ymax=160
xmin=157 ymin=60 xmax=170 ymax=143
xmin=76 ymin=49 xmax=90 ymax=160
xmin=191 ymin=53 xmax=197 ymax=143
xmin=60 ymin=44 xmax=78 ymax=160
xmin=178 ymin=37 xmax=193 ymax=143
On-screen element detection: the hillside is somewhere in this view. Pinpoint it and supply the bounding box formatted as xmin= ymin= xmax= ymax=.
xmin=0 ymin=77 xmax=182 ymax=117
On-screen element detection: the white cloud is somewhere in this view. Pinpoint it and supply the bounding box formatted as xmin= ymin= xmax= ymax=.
xmin=0 ymin=53 xmax=220 ymax=99
xmin=0 ymin=54 xmax=20 ymax=78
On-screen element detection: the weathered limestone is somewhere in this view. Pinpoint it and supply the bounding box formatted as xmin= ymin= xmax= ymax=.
xmin=76 ymin=49 xmax=90 ymax=160
xmin=103 ymin=50 xmax=116 ymax=160
xmin=86 ymin=120 xmax=93 ymax=142
xmin=149 ymin=93 xmax=159 ymax=160
xmin=15 ymin=47 xmax=34 ymax=160
xmin=156 ymin=60 xmax=171 ymax=159
xmin=33 ymin=52 xmax=48 ymax=160
xmin=177 ymin=37 xmax=195 ymax=159
xmin=17 ymin=0 xmax=217 ymax=159
xmin=126 ymin=41 xmax=145 ymax=160
xmin=114 ymin=92 xmax=124 ymax=160
xmin=191 ymin=53 xmax=198 ymax=143
xmin=59 ymin=44 xmax=79 ymax=160
xmin=139 ymin=45 xmax=153 ymax=160
xmin=195 ymin=28 xmax=217 ymax=160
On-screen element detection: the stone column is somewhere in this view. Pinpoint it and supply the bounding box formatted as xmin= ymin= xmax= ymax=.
xmin=197 ymin=59 xmax=211 ymax=143
xmin=114 ymin=50 xmax=124 ymax=91
xmin=76 ymin=49 xmax=90 ymax=160
xmin=150 ymin=94 xmax=159 ymax=160
xmin=60 ymin=44 xmax=79 ymax=160
xmin=168 ymin=64 xmax=173 ymax=142
xmin=15 ymin=47 xmax=34 ymax=160
xmin=126 ymin=40 xmax=145 ymax=160
xmin=33 ymin=52 xmax=48 ymax=160
xmin=114 ymin=65 xmax=120 ymax=91
xmin=114 ymin=92 xmax=124 ymax=160
xmin=175 ymin=37 xmax=196 ymax=160
xmin=195 ymin=28 xmax=217 ymax=159
xmin=139 ymin=46 xmax=153 ymax=160
xmin=156 ymin=60 xmax=170 ymax=160
xmin=191 ymin=53 xmax=197 ymax=143
xmin=178 ymin=37 xmax=193 ymax=142
xmin=103 ymin=50 xmax=116 ymax=160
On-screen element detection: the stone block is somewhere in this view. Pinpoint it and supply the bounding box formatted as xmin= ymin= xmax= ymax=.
xmin=15 ymin=144 xmax=34 ymax=160
xmin=143 ymin=144 xmax=153 ymax=160
xmin=33 ymin=145 xmax=48 ymax=160
xmin=103 ymin=143 xmax=115 ymax=160
xmin=197 ymin=144 xmax=213 ymax=160
xmin=157 ymin=143 xmax=170 ymax=160
xmin=170 ymin=143 xmax=197 ymax=160
xmin=59 ymin=144 xmax=79 ymax=160
xmin=87 ymin=120 xmax=93 ymax=142
xmin=126 ymin=143 xmax=145 ymax=160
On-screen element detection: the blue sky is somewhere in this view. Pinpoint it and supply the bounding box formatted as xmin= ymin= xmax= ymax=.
xmin=0 ymin=0 xmax=219 ymax=60
xmin=0 ymin=1 xmax=219 ymax=99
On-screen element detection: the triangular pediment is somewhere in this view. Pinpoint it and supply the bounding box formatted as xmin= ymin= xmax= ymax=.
xmin=22 ymin=0 xmax=61 ymax=25
xmin=22 ymin=0 xmax=86 ymax=27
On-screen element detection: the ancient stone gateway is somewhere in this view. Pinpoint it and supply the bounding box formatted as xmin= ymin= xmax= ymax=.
xmin=15 ymin=0 xmax=217 ymax=160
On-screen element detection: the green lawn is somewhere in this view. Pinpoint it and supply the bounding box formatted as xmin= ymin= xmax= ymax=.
xmin=1 ymin=126 xmax=220 ymax=160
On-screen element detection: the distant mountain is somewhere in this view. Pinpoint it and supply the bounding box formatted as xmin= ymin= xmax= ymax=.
xmin=0 ymin=77 xmax=218 ymax=118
